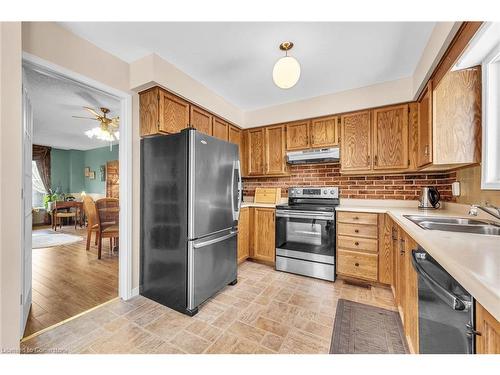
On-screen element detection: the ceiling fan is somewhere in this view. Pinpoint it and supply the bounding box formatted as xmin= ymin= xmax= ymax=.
xmin=72 ymin=106 xmax=120 ymax=142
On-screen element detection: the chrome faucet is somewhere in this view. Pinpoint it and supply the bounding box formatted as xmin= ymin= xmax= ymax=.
xmin=469 ymin=203 xmax=500 ymax=221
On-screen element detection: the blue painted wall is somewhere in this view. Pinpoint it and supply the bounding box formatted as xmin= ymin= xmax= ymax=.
xmin=50 ymin=145 xmax=118 ymax=194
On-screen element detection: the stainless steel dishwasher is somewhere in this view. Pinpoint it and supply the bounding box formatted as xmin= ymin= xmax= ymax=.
xmin=411 ymin=247 xmax=479 ymax=354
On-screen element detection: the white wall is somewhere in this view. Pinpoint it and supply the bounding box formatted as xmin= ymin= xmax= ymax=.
xmin=244 ymin=77 xmax=414 ymax=127
xmin=0 ymin=22 xmax=22 ymax=352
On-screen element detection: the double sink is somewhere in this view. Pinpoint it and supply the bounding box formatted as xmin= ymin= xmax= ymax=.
xmin=404 ymin=215 xmax=500 ymax=236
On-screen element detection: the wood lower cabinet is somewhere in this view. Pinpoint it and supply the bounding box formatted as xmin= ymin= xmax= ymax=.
xmin=379 ymin=214 xmax=393 ymax=285
xmin=476 ymin=302 xmax=500 ymax=354
xmin=237 ymin=207 xmax=250 ymax=264
xmin=190 ymin=105 xmax=213 ymax=135
xmin=310 ymin=115 xmax=338 ymax=148
xmin=340 ymin=111 xmax=372 ymax=172
xmin=373 ymin=104 xmax=409 ymax=170
xmin=286 ymin=120 xmax=310 ymax=150
xmin=251 ymin=208 xmax=275 ymax=264
xmin=336 ymin=211 xmax=379 ymax=282
xmin=212 ymin=117 xmax=229 ymax=141
xmin=404 ymin=234 xmax=419 ymax=354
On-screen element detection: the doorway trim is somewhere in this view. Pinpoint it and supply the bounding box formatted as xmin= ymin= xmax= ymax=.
xmin=22 ymin=53 xmax=133 ymax=309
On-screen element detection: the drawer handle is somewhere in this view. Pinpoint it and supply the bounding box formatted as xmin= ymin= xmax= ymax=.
xmin=354 ymin=241 xmax=359 ymax=246
xmin=354 ymin=229 xmax=359 ymax=233
xmin=355 ymin=262 xmax=360 ymax=267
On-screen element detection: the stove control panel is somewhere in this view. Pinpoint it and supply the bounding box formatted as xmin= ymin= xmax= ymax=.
xmin=289 ymin=187 xmax=339 ymax=199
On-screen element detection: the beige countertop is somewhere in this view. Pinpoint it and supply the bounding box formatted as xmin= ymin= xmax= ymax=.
xmin=337 ymin=202 xmax=500 ymax=321
xmin=240 ymin=202 xmax=278 ymax=208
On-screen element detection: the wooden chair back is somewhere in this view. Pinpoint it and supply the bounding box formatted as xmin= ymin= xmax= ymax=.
xmin=95 ymin=198 xmax=119 ymax=231
xmin=82 ymin=196 xmax=98 ymax=228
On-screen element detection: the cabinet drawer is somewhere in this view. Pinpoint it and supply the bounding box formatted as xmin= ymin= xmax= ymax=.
xmin=337 ymin=211 xmax=378 ymax=225
xmin=337 ymin=249 xmax=378 ymax=281
xmin=337 ymin=235 xmax=378 ymax=253
xmin=337 ymin=223 xmax=378 ymax=239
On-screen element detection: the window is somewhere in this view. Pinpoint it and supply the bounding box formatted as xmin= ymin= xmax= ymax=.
xmin=32 ymin=161 xmax=46 ymax=208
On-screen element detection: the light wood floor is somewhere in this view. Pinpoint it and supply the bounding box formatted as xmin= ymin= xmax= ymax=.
xmin=22 ymin=261 xmax=396 ymax=354
xmin=24 ymin=226 xmax=118 ymax=337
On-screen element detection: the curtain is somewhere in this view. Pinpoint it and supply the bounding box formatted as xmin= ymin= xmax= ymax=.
xmin=32 ymin=145 xmax=51 ymax=192
xmin=32 ymin=161 xmax=46 ymax=194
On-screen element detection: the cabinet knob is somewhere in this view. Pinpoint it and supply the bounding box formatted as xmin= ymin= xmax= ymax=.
xmin=355 ymin=262 xmax=360 ymax=267
xmin=354 ymin=216 xmax=359 ymax=220
xmin=354 ymin=241 xmax=359 ymax=246
xmin=354 ymin=229 xmax=359 ymax=233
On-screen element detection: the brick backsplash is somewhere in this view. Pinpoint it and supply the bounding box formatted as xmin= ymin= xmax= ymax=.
xmin=243 ymin=163 xmax=457 ymax=201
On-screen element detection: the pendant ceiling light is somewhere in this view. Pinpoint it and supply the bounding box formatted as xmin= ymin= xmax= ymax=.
xmin=273 ymin=41 xmax=301 ymax=89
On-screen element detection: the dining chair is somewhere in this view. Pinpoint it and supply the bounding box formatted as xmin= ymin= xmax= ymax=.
xmin=52 ymin=201 xmax=77 ymax=231
xmin=82 ymin=196 xmax=100 ymax=251
xmin=95 ymin=198 xmax=119 ymax=259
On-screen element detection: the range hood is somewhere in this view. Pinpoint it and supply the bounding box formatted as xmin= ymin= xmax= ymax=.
xmin=286 ymin=147 xmax=340 ymax=164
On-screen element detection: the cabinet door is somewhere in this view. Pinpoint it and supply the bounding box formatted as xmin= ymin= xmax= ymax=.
xmin=212 ymin=117 xmax=229 ymax=141
xmin=476 ymin=302 xmax=500 ymax=354
xmin=139 ymin=88 xmax=160 ymax=136
xmin=237 ymin=207 xmax=250 ymax=264
xmin=397 ymin=228 xmax=407 ymax=325
xmin=158 ymin=89 xmax=190 ymax=134
xmin=340 ymin=111 xmax=372 ymax=172
xmin=190 ymin=105 xmax=212 ymax=135
xmin=286 ymin=121 xmax=310 ymax=150
xmin=433 ymin=67 xmax=481 ymax=165
xmin=404 ymin=234 xmax=419 ymax=354
xmin=379 ymin=214 xmax=393 ymax=285
xmin=253 ymin=208 xmax=275 ymax=263
xmin=265 ymin=125 xmax=287 ymax=175
xmin=310 ymin=116 xmax=338 ymax=148
xmin=373 ymin=104 xmax=409 ymax=170
xmin=247 ymin=128 xmax=265 ymax=176
xmin=228 ymin=125 xmax=241 ymax=146
xmin=417 ymin=82 xmax=433 ymax=167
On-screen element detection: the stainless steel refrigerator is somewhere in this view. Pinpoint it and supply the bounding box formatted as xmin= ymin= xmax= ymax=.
xmin=140 ymin=128 xmax=242 ymax=316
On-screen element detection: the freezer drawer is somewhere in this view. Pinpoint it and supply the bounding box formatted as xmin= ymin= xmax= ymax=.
xmin=188 ymin=230 xmax=238 ymax=310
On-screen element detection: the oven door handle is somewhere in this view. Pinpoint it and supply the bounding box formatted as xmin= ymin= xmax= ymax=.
xmin=276 ymin=211 xmax=334 ymax=220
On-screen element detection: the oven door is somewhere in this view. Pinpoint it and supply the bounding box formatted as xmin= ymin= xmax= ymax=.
xmin=275 ymin=210 xmax=335 ymax=264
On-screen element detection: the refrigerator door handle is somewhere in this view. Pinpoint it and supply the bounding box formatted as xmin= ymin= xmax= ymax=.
xmin=193 ymin=230 xmax=238 ymax=249
xmin=232 ymin=160 xmax=242 ymax=221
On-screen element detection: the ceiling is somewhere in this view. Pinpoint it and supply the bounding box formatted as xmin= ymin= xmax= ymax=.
xmin=60 ymin=22 xmax=435 ymax=110
xmin=24 ymin=67 xmax=120 ymax=150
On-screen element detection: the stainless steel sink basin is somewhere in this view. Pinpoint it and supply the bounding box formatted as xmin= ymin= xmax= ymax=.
xmin=403 ymin=215 xmax=500 ymax=236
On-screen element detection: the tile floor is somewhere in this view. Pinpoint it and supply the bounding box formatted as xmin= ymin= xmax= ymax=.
xmin=21 ymin=261 xmax=396 ymax=354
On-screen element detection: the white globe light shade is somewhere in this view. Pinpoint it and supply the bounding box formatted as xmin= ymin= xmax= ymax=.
xmin=272 ymin=56 xmax=301 ymax=89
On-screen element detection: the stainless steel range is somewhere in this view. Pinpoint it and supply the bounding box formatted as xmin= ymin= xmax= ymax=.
xmin=275 ymin=187 xmax=339 ymax=281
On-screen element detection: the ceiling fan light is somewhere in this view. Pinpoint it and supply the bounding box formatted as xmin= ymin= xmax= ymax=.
xmin=85 ymin=126 xmax=117 ymax=142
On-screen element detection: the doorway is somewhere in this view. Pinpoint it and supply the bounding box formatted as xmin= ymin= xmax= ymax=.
xmin=21 ymin=57 xmax=132 ymax=339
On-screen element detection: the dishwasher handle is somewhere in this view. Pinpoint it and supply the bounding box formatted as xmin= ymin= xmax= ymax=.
xmin=411 ymin=250 xmax=467 ymax=311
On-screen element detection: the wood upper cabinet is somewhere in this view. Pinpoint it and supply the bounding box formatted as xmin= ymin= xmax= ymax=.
xmin=432 ymin=67 xmax=481 ymax=166
xmin=310 ymin=115 xmax=338 ymax=148
xmin=140 ymin=87 xmax=190 ymax=136
xmin=417 ymin=82 xmax=433 ymax=167
xmin=212 ymin=117 xmax=229 ymax=141
xmin=237 ymin=207 xmax=250 ymax=264
xmin=159 ymin=89 xmax=190 ymax=134
xmin=252 ymin=208 xmax=275 ymax=263
xmin=246 ymin=128 xmax=265 ymax=176
xmin=286 ymin=120 xmax=310 ymax=150
xmin=265 ymin=125 xmax=287 ymax=175
xmin=228 ymin=125 xmax=241 ymax=145
xmin=190 ymin=105 xmax=213 ymax=135
xmin=373 ymin=104 xmax=409 ymax=170
xmin=476 ymin=302 xmax=500 ymax=354
xmin=340 ymin=111 xmax=372 ymax=172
